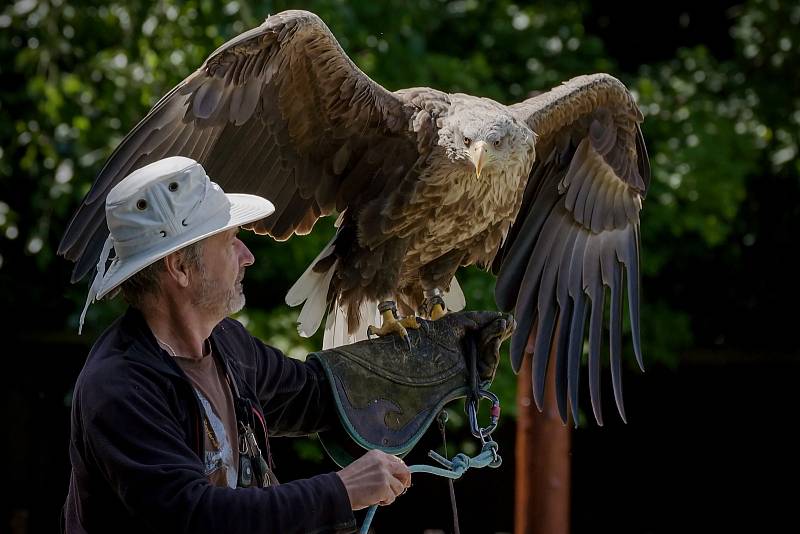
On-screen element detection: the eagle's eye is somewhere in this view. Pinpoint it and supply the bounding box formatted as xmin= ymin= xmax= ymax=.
xmin=494 ymin=139 xmax=502 ymax=148
xmin=463 ymin=137 xmax=471 ymax=147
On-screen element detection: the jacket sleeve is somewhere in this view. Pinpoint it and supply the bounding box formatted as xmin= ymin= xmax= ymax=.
xmin=80 ymin=359 xmax=355 ymax=534
xmin=243 ymin=327 xmax=341 ymax=437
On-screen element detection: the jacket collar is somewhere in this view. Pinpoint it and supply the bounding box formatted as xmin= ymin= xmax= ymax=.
xmin=118 ymin=307 xmax=245 ymax=390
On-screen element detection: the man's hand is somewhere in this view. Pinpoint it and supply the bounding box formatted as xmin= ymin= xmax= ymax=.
xmin=336 ymin=449 xmax=411 ymax=510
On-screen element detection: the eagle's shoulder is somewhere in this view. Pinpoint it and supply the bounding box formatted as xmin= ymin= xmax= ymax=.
xmin=392 ymin=88 xmax=451 ymax=146
xmin=395 ymin=87 xmax=451 ymax=116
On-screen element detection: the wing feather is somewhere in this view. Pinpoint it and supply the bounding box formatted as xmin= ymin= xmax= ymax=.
xmin=59 ymin=10 xmax=423 ymax=281
xmin=566 ymin=228 xmax=590 ymax=425
xmin=494 ymin=73 xmax=649 ymax=425
xmin=553 ymin=221 xmax=581 ymax=423
xmin=531 ymin=211 xmax=573 ymax=408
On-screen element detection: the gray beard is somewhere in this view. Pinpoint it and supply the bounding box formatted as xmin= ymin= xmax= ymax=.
xmin=193 ymin=267 xmax=246 ymax=318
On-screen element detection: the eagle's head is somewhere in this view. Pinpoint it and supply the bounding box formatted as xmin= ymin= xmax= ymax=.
xmin=438 ymin=97 xmax=535 ymax=180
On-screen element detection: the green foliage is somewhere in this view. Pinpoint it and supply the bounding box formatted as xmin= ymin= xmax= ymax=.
xmin=636 ymin=47 xmax=759 ymax=266
xmin=2 ymin=0 xmax=797 ymax=423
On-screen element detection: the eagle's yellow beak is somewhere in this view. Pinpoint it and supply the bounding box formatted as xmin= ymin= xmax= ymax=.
xmin=470 ymin=141 xmax=488 ymax=179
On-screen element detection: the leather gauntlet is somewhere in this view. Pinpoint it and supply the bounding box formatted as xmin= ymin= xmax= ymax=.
xmin=310 ymin=310 xmax=514 ymax=467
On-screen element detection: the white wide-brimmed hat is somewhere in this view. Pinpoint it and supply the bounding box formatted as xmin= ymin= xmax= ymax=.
xmin=78 ymin=156 xmax=274 ymax=333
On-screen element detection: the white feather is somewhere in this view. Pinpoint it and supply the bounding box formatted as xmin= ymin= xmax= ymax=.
xmin=286 ymin=237 xmax=337 ymax=337
xmin=296 ymin=260 xmax=337 ymax=338
xmin=444 ymin=276 xmax=466 ymax=312
xmin=323 ymin=298 xmax=379 ymax=349
xmin=285 ymin=243 xmax=336 ymax=307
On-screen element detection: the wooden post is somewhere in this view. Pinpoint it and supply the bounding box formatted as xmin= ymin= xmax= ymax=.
xmin=514 ymin=355 xmax=571 ymax=534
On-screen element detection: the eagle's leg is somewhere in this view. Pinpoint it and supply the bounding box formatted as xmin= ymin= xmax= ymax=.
xmin=367 ymin=301 xmax=419 ymax=344
xmin=421 ymin=288 xmax=448 ymax=320
xmin=419 ymin=250 xmax=465 ymax=320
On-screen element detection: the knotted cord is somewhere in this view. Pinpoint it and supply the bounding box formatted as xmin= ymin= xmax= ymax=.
xmin=358 ymin=441 xmax=502 ymax=534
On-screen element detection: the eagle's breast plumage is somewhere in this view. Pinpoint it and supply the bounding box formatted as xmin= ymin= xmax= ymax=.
xmin=401 ymin=94 xmax=537 ymax=268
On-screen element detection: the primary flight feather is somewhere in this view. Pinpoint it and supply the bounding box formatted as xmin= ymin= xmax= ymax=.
xmin=60 ymin=10 xmax=650 ymax=426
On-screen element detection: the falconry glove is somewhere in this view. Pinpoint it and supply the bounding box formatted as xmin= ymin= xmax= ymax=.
xmin=310 ymin=310 xmax=514 ymax=467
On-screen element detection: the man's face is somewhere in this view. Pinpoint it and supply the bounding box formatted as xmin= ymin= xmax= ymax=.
xmin=190 ymin=228 xmax=255 ymax=319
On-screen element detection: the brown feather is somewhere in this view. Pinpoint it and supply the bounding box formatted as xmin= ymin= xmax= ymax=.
xmin=60 ymin=10 xmax=421 ymax=282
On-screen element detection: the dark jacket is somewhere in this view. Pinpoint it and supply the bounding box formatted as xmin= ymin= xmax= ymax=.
xmin=63 ymin=307 xmax=356 ymax=533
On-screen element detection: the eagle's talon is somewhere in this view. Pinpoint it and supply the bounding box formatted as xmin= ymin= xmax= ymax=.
xmin=429 ymin=303 xmax=447 ymax=321
xmin=399 ymin=316 xmax=420 ymax=329
xmin=367 ymin=306 xmax=414 ymax=341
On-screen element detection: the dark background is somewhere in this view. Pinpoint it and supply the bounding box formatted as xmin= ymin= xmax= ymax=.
xmin=2 ymin=0 xmax=798 ymax=532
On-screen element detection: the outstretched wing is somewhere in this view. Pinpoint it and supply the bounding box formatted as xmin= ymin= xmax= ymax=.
xmin=493 ymin=74 xmax=650 ymax=426
xmin=59 ymin=10 xmax=423 ymax=282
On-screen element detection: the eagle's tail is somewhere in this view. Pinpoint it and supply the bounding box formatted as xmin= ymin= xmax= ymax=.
xmin=443 ymin=276 xmax=467 ymax=313
xmin=285 ymin=236 xmax=380 ymax=349
xmin=320 ymin=275 xmax=464 ymax=349
xmin=285 ymin=238 xmax=338 ymax=340
xmin=322 ymin=298 xmax=380 ymax=349
xmin=286 ymin=236 xmax=468 ymax=349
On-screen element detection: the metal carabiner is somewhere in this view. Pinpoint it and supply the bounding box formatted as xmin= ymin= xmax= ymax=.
xmin=466 ymin=388 xmax=501 ymax=441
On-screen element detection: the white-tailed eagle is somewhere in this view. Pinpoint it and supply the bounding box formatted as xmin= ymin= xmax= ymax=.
xmin=60 ymin=10 xmax=650 ymax=426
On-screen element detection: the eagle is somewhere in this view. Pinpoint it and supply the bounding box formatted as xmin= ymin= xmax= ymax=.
xmin=59 ymin=10 xmax=650 ymax=426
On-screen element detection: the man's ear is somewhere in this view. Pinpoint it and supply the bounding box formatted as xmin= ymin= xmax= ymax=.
xmin=163 ymin=252 xmax=191 ymax=288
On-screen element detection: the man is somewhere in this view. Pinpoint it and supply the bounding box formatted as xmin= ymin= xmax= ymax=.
xmin=63 ymin=156 xmax=507 ymax=533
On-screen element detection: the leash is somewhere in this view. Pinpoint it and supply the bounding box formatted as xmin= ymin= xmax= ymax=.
xmin=438 ymin=411 xmax=460 ymax=534
xmin=358 ymin=441 xmax=502 ymax=534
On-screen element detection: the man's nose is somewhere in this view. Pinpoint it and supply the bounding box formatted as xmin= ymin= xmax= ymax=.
xmin=237 ymin=239 xmax=255 ymax=267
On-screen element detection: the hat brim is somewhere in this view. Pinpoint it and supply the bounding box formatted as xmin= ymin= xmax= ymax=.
xmin=94 ymin=193 xmax=274 ymax=300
